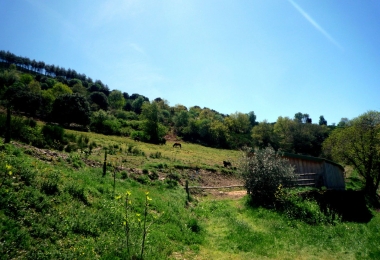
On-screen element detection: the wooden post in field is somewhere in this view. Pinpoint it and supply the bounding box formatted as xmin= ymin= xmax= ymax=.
xmin=103 ymin=150 xmax=107 ymax=177
xmin=186 ymin=180 xmax=190 ymax=201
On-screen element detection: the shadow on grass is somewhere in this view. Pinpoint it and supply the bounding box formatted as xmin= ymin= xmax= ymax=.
xmin=247 ymin=189 xmax=373 ymax=224
xmin=299 ymin=190 xmax=373 ymax=223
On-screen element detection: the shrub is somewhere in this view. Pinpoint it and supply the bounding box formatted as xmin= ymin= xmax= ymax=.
xmin=149 ymin=151 xmax=162 ymax=159
xmin=135 ymin=175 xmax=151 ymax=185
xmin=187 ymin=218 xmax=202 ymax=233
xmin=241 ymin=146 xmax=295 ymax=206
xmin=149 ymin=170 xmax=159 ymax=180
xmin=65 ymin=183 xmax=89 ymax=205
xmin=42 ymin=124 xmax=65 ymax=144
xmin=121 ymin=171 xmax=128 ymax=179
xmin=41 ymin=171 xmax=60 ymax=195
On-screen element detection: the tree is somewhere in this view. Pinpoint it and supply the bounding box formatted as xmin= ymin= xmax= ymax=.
xmin=5 ymin=84 xmax=42 ymax=116
xmin=337 ymin=117 xmax=350 ymax=127
xmin=173 ymin=110 xmax=189 ymax=134
xmin=50 ymin=93 xmax=91 ymax=127
xmin=48 ymin=82 xmax=72 ymax=98
xmin=274 ymin=116 xmax=295 ymax=152
xmin=225 ymin=112 xmax=251 ymax=134
xmin=274 ymin=116 xmax=329 ymax=156
xmin=319 ymin=115 xmax=327 ymax=126
xmin=251 ymin=120 xmax=278 ymax=149
xmin=209 ymin=120 xmax=229 ymax=147
xmin=140 ymin=102 xmax=167 ymax=143
xmin=323 ymin=111 xmax=380 ymax=202
xmin=89 ymin=91 xmax=109 ymax=111
xmin=0 ymin=69 xmax=20 ymax=143
xmin=240 ymin=146 xmax=295 ymax=205
xmin=108 ymin=90 xmax=125 ymax=110
xmin=132 ymin=96 xmax=145 ymax=114
xmin=71 ymin=83 xmax=87 ymax=96
xmin=247 ymin=111 xmax=257 ymax=127
xmin=294 ymin=112 xmax=310 ymax=123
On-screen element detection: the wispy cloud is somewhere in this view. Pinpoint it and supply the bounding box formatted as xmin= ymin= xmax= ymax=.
xmin=129 ymin=43 xmax=146 ymax=56
xmin=288 ymin=0 xmax=343 ymax=51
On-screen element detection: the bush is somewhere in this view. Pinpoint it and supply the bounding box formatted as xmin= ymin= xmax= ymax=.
xmin=241 ymin=146 xmax=295 ymax=206
xmin=149 ymin=170 xmax=159 ymax=180
xmin=42 ymin=124 xmax=64 ymax=144
xmin=41 ymin=171 xmax=60 ymax=195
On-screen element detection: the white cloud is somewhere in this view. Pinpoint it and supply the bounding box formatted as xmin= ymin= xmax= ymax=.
xmin=288 ymin=0 xmax=343 ymax=51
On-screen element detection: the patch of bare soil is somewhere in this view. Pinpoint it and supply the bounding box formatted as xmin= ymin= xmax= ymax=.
xmin=207 ymin=190 xmax=247 ymax=200
xmin=11 ymin=141 xmax=102 ymax=168
xmin=184 ymin=169 xmax=246 ymax=200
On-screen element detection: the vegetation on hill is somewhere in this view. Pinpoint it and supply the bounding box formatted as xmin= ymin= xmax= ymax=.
xmin=0 ymin=50 xmax=380 ymax=259
xmin=1 ymin=50 xmax=332 ymax=154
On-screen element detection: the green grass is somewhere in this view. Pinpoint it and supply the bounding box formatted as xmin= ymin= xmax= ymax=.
xmin=64 ymin=128 xmax=241 ymax=172
xmin=184 ymin=196 xmax=380 ymax=260
xmin=0 ymin=143 xmax=205 ymax=259
xmin=1 ymin=130 xmax=380 ymax=259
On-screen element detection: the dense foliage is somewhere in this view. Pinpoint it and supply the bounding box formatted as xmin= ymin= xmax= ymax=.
xmin=0 ymin=51 xmax=345 ymax=155
xmin=323 ymin=111 xmax=380 ymax=202
xmin=241 ymin=146 xmax=296 ymax=205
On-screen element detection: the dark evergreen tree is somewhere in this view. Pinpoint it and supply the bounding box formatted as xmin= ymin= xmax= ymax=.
xmin=50 ymin=93 xmax=91 ymax=127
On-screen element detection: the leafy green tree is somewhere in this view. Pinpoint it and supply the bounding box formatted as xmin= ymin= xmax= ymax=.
xmin=0 ymin=69 xmax=19 ymax=143
xmin=41 ymin=90 xmax=55 ymax=117
xmin=89 ymin=91 xmax=109 ymax=111
xmin=50 ymin=93 xmax=91 ymax=127
xmin=5 ymin=84 xmax=42 ymax=116
xmin=294 ymin=112 xmax=303 ymax=123
xmin=28 ymin=80 xmax=41 ymax=93
xmin=337 ymin=117 xmax=350 ymax=127
xmin=132 ymin=96 xmax=145 ymax=114
xmin=225 ymin=112 xmax=251 ymax=134
xmin=294 ymin=112 xmax=310 ymax=123
xmin=251 ymin=120 xmax=278 ymax=149
xmin=240 ymin=146 xmax=295 ymax=206
xmin=48 ymin=82 xmax=72 ymax=98
xmin=248 ymin=111 xmax=257 ymax=127
xmin=323 ymin=111 xmax=380 ymax=201
xmin=0 ymin=69 xmax=19 ymax=96
xmin=319 ymin=115 xmax=327 ymax=125
xmin=274 ymin=116 xmax=329 ymax=156
xmin=71 ymin=83 xmax=87 ymax=96
xmin=19 ymin=74 xmax=33 ymax=85
xmin=209 ymin=120 xmax=229 ymax=147
xmin=108 ymin=90 xmax=126 ymax=110
xmin=140 ymin=102 xmax=167 ymax=143
xmin=173 ymin=110 xmax=189 ymax=134
xmin=274 ymin=116 xmax=295 ymax=152
xmin=68 ymin=78 xmax=82 ymax=88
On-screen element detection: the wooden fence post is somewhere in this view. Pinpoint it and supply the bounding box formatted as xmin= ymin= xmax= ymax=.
xmin=102 ymin=150 xmax=107 ymax=177
xmin=185 ymin=180 xmax=190 ymax=201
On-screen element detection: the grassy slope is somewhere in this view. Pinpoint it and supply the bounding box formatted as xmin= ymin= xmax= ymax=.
xmin=68 ymin=129 xmax=241 ymax=170
xmin=186 ymin=197 xmax=380 ymax=260
xmin=1 ymin=129 xmax=380 ymax=259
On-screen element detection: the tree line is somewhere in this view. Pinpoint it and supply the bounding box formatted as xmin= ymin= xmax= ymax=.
xmin=0 ymin=51 xmax=350 ymax=155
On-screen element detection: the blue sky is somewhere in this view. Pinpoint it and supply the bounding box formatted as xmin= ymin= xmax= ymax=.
xmin=1 ymin=0 xmax=380 ymax=125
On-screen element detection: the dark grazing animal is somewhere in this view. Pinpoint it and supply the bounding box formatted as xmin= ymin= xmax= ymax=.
xmin=173 ymin=142 xmax=181 ymax=148
xmin=223 ymin=161 xmax=232 ymax=167
xmin=134 ymin=136 xmax=140 ymax=142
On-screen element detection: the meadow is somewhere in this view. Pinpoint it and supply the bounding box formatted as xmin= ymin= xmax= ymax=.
xmin=1 ymin=129 xmax=379 ymax=259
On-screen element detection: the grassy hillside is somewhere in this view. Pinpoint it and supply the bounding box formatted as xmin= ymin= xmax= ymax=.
xmin=1 ymin=129 xmax=380 ymax=259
